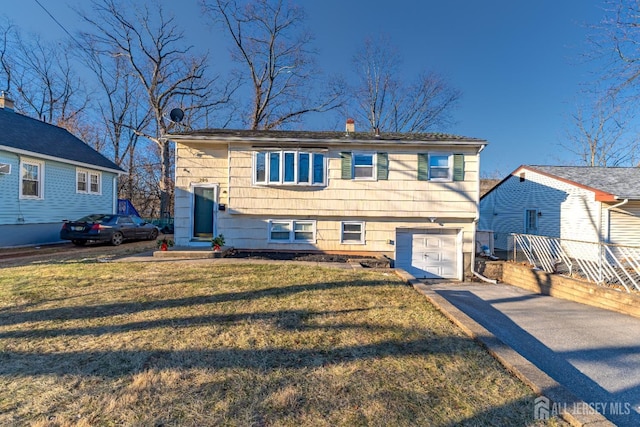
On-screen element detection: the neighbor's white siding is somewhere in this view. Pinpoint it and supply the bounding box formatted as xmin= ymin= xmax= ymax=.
xmin=479 ymin=168 xmax=601 ymax=249
xmin=607 ymin=201 xmax=640 ymax=247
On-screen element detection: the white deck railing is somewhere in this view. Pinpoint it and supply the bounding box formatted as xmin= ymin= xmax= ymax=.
xmin=510 ymin=234 xmax=640 ymax=293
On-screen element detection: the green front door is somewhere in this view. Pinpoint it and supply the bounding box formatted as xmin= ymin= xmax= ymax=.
xmin=193 ymin=186 xmax=215 ymax=238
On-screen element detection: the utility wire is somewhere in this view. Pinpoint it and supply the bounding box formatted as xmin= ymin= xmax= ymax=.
xmin=33 ymin=0 xmax=86 ymax=50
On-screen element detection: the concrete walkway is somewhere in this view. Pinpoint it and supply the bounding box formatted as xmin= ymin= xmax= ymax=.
xmin=410 ymin=280 xmax=640 ymax=427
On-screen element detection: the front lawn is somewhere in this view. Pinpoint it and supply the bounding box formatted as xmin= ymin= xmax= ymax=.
xmin=0 ymin=260 xmax=563 ymax=426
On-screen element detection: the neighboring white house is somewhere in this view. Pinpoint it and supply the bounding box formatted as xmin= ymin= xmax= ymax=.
xmin=169 ymin=125 xmax=488 ymax=279
xmin=479 ymin=165 xmax=640 ymax=249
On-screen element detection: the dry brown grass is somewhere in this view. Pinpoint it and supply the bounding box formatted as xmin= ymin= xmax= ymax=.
xmin=0 ymin=259 xmax=565 ymax=426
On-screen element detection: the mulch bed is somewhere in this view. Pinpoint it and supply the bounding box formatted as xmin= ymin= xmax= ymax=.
xmin=225 ymin=250 xmax=391 ymax=268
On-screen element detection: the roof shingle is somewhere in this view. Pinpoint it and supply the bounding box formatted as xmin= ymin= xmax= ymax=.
xmin=0 ymin=108 xmax=122 ymax=172
xmin=527 ymin=165 xmax=640 ymax=200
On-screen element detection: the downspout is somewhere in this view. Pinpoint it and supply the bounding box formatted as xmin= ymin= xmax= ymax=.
xmin=472 ymin=144 xmax=497 ymax=284
xmin=473 ymin=270 xmax=498 ymax=284
xmin=602 ymin=198 xmax=628 ymax=242
xmin=113 ymin=175 xmax=118 ymax=214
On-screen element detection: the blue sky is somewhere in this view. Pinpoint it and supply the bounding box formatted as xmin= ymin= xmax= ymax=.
xmin=2 ymin=1 xmax=609 ymax=176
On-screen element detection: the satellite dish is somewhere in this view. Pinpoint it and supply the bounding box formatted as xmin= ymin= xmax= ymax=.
xmin=169 ymin=108 xmax=184 ymax=123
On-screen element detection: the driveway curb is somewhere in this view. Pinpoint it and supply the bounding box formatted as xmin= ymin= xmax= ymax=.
xmin=393 ymin=270 xmax=615 ymax=427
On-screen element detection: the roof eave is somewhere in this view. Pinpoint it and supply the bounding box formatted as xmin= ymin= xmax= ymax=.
xmin=0 ymin=145 xmax=124 ymax=175
xmin=168 ymin=133 xmax=487 ymax=147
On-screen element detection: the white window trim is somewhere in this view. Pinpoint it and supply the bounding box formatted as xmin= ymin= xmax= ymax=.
xmin=76 ymin=168 xmax=102 ymax=195
xmin=254 ymin=150 xmax=326 ymax=186
xmin=89 ymin=171 xmax=102 ymax=195
xmin=352 ymin=151 xmax=377 ymax=180
xmin=268 ymin=219 xmax=317 ymax=243
xmin=19 ymin=159 xmax=44 ymax=200
xmin=77 ymin=170 xmax=88 ymax=193
xmin=341 ymin=221 xmax=365 ymax=244
xmin=428 ymin=153 xmax=453 ymax=181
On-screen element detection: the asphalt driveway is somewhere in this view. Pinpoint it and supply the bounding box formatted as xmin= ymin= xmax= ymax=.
xmin=415 ymin=281 xmax=640 ymax=427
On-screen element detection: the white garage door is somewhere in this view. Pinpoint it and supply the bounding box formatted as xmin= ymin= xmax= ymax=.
xmin=396 ymin=229 xmax=459 ymax=279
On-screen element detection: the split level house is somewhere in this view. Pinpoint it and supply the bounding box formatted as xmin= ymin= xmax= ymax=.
xmin=0 ymin=94 xmax=123 ymax=247
xmin=479 ymin=165 xmax=640 ymax=250
xmin=169 ymin=123 xmax=488 ymax=279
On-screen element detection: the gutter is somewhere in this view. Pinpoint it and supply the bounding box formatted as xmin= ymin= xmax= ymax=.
xmin=600 ymin=198 xmax=629 ymax=243
xmin=607 ymin=198 xmax=629 ymax=211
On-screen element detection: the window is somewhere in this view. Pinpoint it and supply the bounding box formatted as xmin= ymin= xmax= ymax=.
xmin=353 ymin=152 xmax=375 ymax=179
xmin=76 ymin=169 xmax=102 ymax=194
xmin=90 ymin=173 xmax=100 ymax=193
xmin=525 ymin=209 xmax=538 ymax=234
xmin=268 ymin=220 xmax=316 ymax=243
xmin=429 ymin=154 xmax=450 ymax=180
xmin=118 ymin=215 xmax=135 ymax=225
xmin=341 ymin=221 xmax=365 ymax=244
xmin=77 ymin=171 xmax=87 ymax=192
xmin=269 ymin=221 xmax=291 ymax=241
xmin=417 ymin=153 xmax=464 ymax=182
xmin=20 ymin=160 xmax=43 ymax=199
xmin=341 ymin=152 xmax=388 ymax=180
xmin=256 ymin=152 xmax=266 ymax=182
xmin=254 ymin=151 xmax=325 ymax=186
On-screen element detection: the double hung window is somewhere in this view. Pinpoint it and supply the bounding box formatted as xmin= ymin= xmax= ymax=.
xmin=353 ymin=152 xmax=375 ymax=179
xmin=340 ymin=152 xmax=388 ymax=180
xmin=77 ymin=171 xmax=87 ymax=192
xmin=417 ymin=153 xmax=464 ymax=182
xmin=20 ymin=160 xmax=43 ymax=199
xmin=76 ymin=169 xmax=102 ymax=194
xmin=428 ymin=154 xmax=451 ymax=180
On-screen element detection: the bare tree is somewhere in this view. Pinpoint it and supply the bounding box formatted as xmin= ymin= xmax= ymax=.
xmin=0 ymin=20 xmax=15 ymax=93
xmin=13 ymin=35 xmax=88 ymax=128
xmin=562 ymin=91 xmax=638 ymax=166
xmin=601 ymin=0 xmax=640 ymax=95
xmin=81 ymin=0 xmax=231 ymax=218
xmin=202 ymin=0 xmax=343 ymax=130
xmin=350 ymin=36 xmax=460 ymax=133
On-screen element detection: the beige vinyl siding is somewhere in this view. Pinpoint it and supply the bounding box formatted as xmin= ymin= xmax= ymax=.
xmin=174 ymin=143 xmax=229 ymax=242
xmin=227 ymin=147 xmax=478 ymax=218
xmin=172 ymin=137 xmax=481 ymax=271
xmin=216 ymin=214 xmax=475 ymax=255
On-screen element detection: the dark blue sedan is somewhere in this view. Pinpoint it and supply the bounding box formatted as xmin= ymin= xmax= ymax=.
xmin=60 ymin=214 xmax=159 ymax=246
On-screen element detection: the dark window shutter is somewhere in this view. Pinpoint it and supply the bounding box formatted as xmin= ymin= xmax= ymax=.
xmin=417 ymin=153 xmax=428 ymax=181
xmin=341 ymin=152 xmax=352 ymax=179
xmin=376 ymin=152 xmax=388 ymax=180
xmin=453 ymin=154 xmax=464 ymax=181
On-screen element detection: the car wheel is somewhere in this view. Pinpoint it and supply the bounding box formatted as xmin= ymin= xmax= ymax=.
xmin=111 ymin=232 xmax=124 ymax=246
xmin=72 ymin=239 xmax=87 ymax=246
xmin=148 ymin=228 xmax=159 ymax=240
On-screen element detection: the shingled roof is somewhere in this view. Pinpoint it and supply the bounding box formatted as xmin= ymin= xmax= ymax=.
xmin=526 ymin=165 xmax=640 ymax=201
xmin=0 ymin=108 xmax=123 ymax=173
xmin=169 ymin=128 xmax=487 ymax=146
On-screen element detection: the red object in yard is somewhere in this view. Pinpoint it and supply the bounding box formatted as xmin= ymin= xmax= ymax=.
xmin=160 ymin=242 xmax=168 ymax=251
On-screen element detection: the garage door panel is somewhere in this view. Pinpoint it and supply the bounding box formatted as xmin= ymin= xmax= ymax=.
xmin=396 ymin=230 xmax=459 ymax=279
